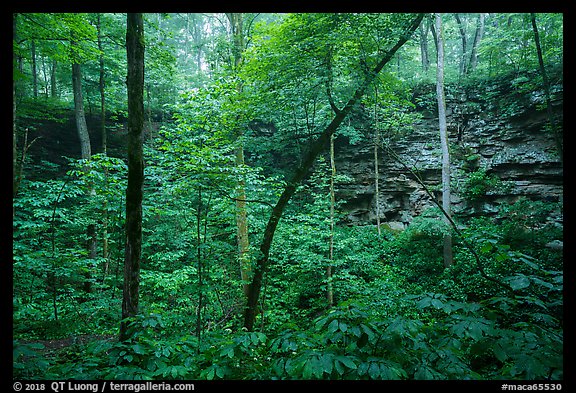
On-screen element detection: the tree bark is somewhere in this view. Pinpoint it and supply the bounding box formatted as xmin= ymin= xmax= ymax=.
xmin=419 ymin=19 xmax=430 ymax=73
xmin=51 ymin=59 xmax=58 ymax=98
xmin=31 ymin=40 xmax=38 ymax=98
xmin=435 ymin=13 xmax=453 ymax=268
xmin=453 ymin=14 xmax=468 ymax=77
xmin=236 ymin=146 xmax=251 ymax=297
xmin=373 ymin=84 xmax=381 ymax=236
xmin=13 ymin=14 xmax=18 ymax=201
xmin=467 ymin=13 xmax=485 ymax=74
xmin=82 ymin=223 xmax=97 ymax=299
xmin=71 ymin=60 xmax=92 ymax=160
xmin=97 ymin=14 xmax=110 ymax=272
xmin=195 ymin=186 xmax=204 ymax=343
xmin=327 ymin=133 xmax=335 ymax=307
xmin=71 ymin=35 xmax=97 ymax=300
xmin=97 ymin=14 xmax=107 ymax=156
xmin=226 ymin=13 xmax=252 ymax=299
xmin=243 ymin=13 xmax=424 ymax=331
xmin=121 ymin=12 xmax=145 ymax=342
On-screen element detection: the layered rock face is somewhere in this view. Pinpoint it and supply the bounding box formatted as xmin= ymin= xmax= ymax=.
xmin=335 ymin=76 xmax=563 ymax=229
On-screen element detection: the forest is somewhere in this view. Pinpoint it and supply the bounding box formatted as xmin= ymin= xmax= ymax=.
xmin=12 ymin=13 xmax=563 ymax=382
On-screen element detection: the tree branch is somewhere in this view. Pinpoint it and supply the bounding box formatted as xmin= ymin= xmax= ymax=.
xmin=243 ymin=13 xmax=426 ymax=331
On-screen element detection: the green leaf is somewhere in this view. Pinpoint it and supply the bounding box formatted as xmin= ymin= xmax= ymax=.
xmin=431 ymin=298 xmax=443 ymax=309
xmin=414 ymin=364 xmax=435 ymax=380
xmin=334 ymin=358 xmax=345 ymax=375
xmin=509 ymin=275 xmax=531 ymax=290
xmin=328 ymin=319 xmax=339 ymax=334
xmin=368 ymin=362 xmax=380 ymax=379
xmin=220 ymin=345 xmax=235 ymax=359
xmin=321 ymin=354 xmax=333 ymax=375
xmin=493 ymin=343 xmax=508 ymax=362
xmin=132 ymin=344 xmax=147 ymax=355
xmin=215 ymin=365 xmax=226 ymax=379
xmin=416 ymin=297 xmax=432 ymax=309
xmin=336 ymin=355 xmax=357 ymax=370
xmin=303 ymin=358 xmax=314 ymax=379
xmin=530 ymin=277 xmax=554 ymax=290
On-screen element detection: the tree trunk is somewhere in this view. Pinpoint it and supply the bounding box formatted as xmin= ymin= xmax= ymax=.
xmin=327 ymin=134 xmax=335 ymax=307
xmin=530 ymin=13 xmax=562 ymax=162
xmin=71 ymin=60 xmax=92 ymax=160
xmin=13 ymin=80 xmax=17 ymax=199
xmin=373 ymin=85 xmax=381 ymax=236
xmin=71 ymin=46 xmax=97 ymax=294
xmin=226 ymin=13 xmax=252 ymax=299
xmin=97 ymin=14 xmax=110 ymax=272
xmin=97 ymin=14 xmax=107 ymax=156
xmin=51 ymin=59 xmax=58 ymax=98
xmin=82 ymin=223 xmax=97 ymax=299
xmin=453 ymin=14 xmax=468 ymax=77
xmin=13 ymin=14 xmax=18 ymax=201
xmin=419 ymin=18 xmax=430 ymax=73
xmin=121 ymin=13 xmax=145 ymax=342
xmin=236 ymin=146 xmax=251 ymax=297
xmin=31 ymin=40 xmax=38 ymax=98
xmin=468 ymin=13 xmax=485 ymax=74
xmin=435 ymin=13 xmax=453 ymax=268
xmin=243 ymin=13 xmax=424 ymax=331
xmin=195 ymin=186 xmax=204 ymax=343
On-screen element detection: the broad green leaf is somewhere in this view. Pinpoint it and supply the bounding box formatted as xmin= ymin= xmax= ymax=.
xmin=493 ymin=343 xmax=508 ymax=362
xmin=328 ymin=319 xmax=339 ymax=334
xmin=336 ymin=355 xmax=357 ymax=370
xmin=368 ymin=362 xmax=380 ymax=379
xmin=132 ymin=344 xmax=147 ymax=355
xmin=321 ymin=354 xmax=333 ymax=375
xmin=509 ymin=275 xmax=531 ymax=290
xmin=431 ymin=298 xmax=443 ymax=309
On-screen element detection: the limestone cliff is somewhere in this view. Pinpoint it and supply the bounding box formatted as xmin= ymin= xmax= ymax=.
xmin=334 ymin=73 xmax=563 ymax=229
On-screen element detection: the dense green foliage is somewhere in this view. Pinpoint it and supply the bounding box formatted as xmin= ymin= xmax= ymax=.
xmin=13 ymin=12 xmax=563 ymax=381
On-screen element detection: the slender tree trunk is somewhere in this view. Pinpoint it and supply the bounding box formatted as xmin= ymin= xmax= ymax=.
xmin=236 ymin=147 xmax=251 ymax=297
xmin=31 ymin=40 xmax=38 ymax=98
xmin=419 ymin=18 xmax=430 ymax=73
xmin=146 ymin=84 xmax=153 ymax=144
xmin=327 ymin=134 xmax=335 ymax=307
xmin=373 ymin=85 xmax=381 ymax=236
xmin=468 ymin=13 xmax=485 ymax=74
xmin=196 ymin=186 xmax=204 ymax=343
xmin=51 ymin=59 xmax=58 ymax=98
xmin=71 ymin=42 xmax=97 ymax=293
xmin=97 ymin=14 xmax=110 ymax=272
xmin=530 ymin=13 xmax=562 ymax=162
xmin=435 ymin=13 xmax=453 ymax=268
xmin=121 ymin=13 xmax=145 ymax=342
xmin=97 ymin=14 xmax=107 ymax=156
xmin=453 ymin=14 xmax=468 ymax=77
xmin=13 ymin=80 xmax=17 ymax=199
xmin=243 ymin=13 xmax=424 ymax=331
xmin=13 ymin=14 xmax=18 ymax=201
xmin=226 ymin=13 xmax=252 ymax=299
xmin=82 ymin=223 xmax=97 ymax=299
xmin=71 ymin=60 xmax=92 ymax=160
